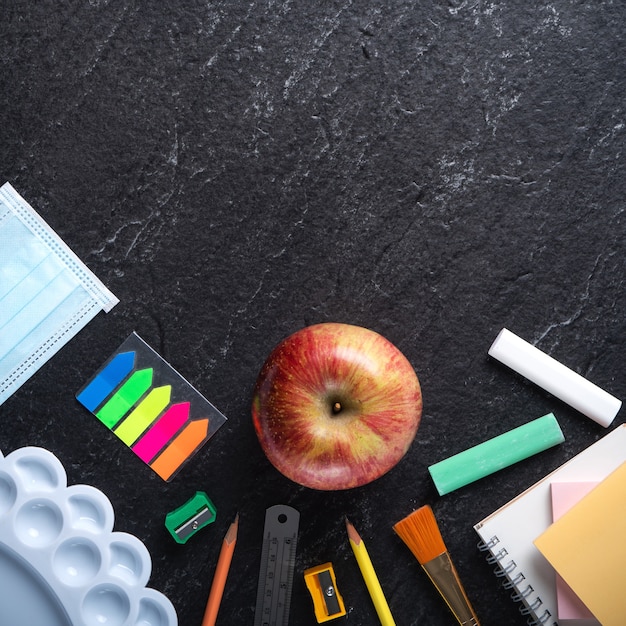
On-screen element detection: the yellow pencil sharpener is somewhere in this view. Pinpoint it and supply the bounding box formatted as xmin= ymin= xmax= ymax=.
xmin=304 ymin=562 xmax=346 ymax=622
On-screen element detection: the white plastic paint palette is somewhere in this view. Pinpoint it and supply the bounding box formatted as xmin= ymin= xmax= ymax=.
xmin=0 ymin=446 xmax=177 ymax=626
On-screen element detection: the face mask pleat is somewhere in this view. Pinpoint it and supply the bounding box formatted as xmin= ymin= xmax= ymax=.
xmin=0 ymin=252 xmax=64 ymax=327
xmin=0 ymin=288 xmax=96 ymax=379
xmin=0 ymin=271 xmax=86 ymax=360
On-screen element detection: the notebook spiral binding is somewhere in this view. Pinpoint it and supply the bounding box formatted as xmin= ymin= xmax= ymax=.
xmin=477 ymin=536 xmax=557 ymax=626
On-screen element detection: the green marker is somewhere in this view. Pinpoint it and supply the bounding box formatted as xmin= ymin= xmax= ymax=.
xmin=96 ymin=368 xmax=153 ymax=428
xmin=428 ymin=413 xmax=564 ymax=496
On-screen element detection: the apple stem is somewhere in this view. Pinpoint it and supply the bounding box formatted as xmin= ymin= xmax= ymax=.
xmin=332 ymin=402 xmax=342 ymax=414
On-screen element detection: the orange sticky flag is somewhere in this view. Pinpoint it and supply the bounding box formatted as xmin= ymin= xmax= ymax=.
xmin=150 ymin=419 xmax=209 ymax=480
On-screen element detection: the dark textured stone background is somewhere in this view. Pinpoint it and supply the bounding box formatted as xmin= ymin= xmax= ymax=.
xmin=1 ymin=2 xmax=624 ymax=625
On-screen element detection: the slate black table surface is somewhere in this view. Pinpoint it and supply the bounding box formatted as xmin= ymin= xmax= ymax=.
xmin=1 ymin=2 xmax=624 ymax=625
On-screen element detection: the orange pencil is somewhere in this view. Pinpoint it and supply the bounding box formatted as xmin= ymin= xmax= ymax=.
xmin=201 ymin=514 xmax=239 ymax=626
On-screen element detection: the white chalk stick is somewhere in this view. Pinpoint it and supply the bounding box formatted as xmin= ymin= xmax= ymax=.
xmin=489 ymin=328 xmax=622 ymax=428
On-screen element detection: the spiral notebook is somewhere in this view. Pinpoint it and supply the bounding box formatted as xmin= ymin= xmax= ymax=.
xmin=473 ymin=424 xmax=626 ymax=626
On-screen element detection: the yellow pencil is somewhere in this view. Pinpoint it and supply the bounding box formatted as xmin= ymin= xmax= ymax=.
xmin=345 ymin=518 xmax=396 ymax=626
xmin=201 ymin=514 xmax=239 ymax=626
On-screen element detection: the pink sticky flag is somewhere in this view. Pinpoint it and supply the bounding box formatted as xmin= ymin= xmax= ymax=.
xmin=132 ymin=402 xmax=190 ymax=463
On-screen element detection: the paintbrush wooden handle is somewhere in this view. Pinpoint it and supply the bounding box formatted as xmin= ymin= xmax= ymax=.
xmin=422 ymin=553 xmax=480 ymax=626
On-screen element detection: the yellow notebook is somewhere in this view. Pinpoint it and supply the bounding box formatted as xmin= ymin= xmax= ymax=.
xmin=534 ymin=460 xmax=626 ymax=626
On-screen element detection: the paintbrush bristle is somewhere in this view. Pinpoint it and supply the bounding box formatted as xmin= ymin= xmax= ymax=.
xmin=393 ymin=504 xmax=446 ymax=564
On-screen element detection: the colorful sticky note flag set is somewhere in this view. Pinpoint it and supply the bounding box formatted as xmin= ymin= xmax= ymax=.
xmin=76 ymin=332 xmax=227 ymax=481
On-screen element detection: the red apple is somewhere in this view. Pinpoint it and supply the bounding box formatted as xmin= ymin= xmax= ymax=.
xmin=252 ymin=322 xmax=422 ymax=490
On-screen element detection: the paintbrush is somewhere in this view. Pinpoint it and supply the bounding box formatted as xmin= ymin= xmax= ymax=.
xmin=393 ymin=505 xmax=480 ymax=626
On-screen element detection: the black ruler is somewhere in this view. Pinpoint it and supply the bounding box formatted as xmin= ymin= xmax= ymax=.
xmin=253 ymin=504 xmax=300 ymax=626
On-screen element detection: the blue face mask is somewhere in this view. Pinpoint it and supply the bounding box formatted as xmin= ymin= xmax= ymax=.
xmin=0 ymin=182 xmax=118 ymax=405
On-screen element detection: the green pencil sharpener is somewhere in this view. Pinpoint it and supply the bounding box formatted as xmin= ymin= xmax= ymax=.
xmin=165 ymin=491 xmax=217 ymax=544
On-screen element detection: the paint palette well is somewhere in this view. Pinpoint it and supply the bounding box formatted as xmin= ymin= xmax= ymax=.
xmin=77 ymin=333 xmax=227 ymax=481
xmin=0 ymin=446 xmax=177 ymax=625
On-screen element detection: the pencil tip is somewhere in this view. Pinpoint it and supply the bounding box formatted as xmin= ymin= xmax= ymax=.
xmin=345 ymin=517 xmax=361 ymax=543
xmin=225 ymin=514 xmax=239 ymax=542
